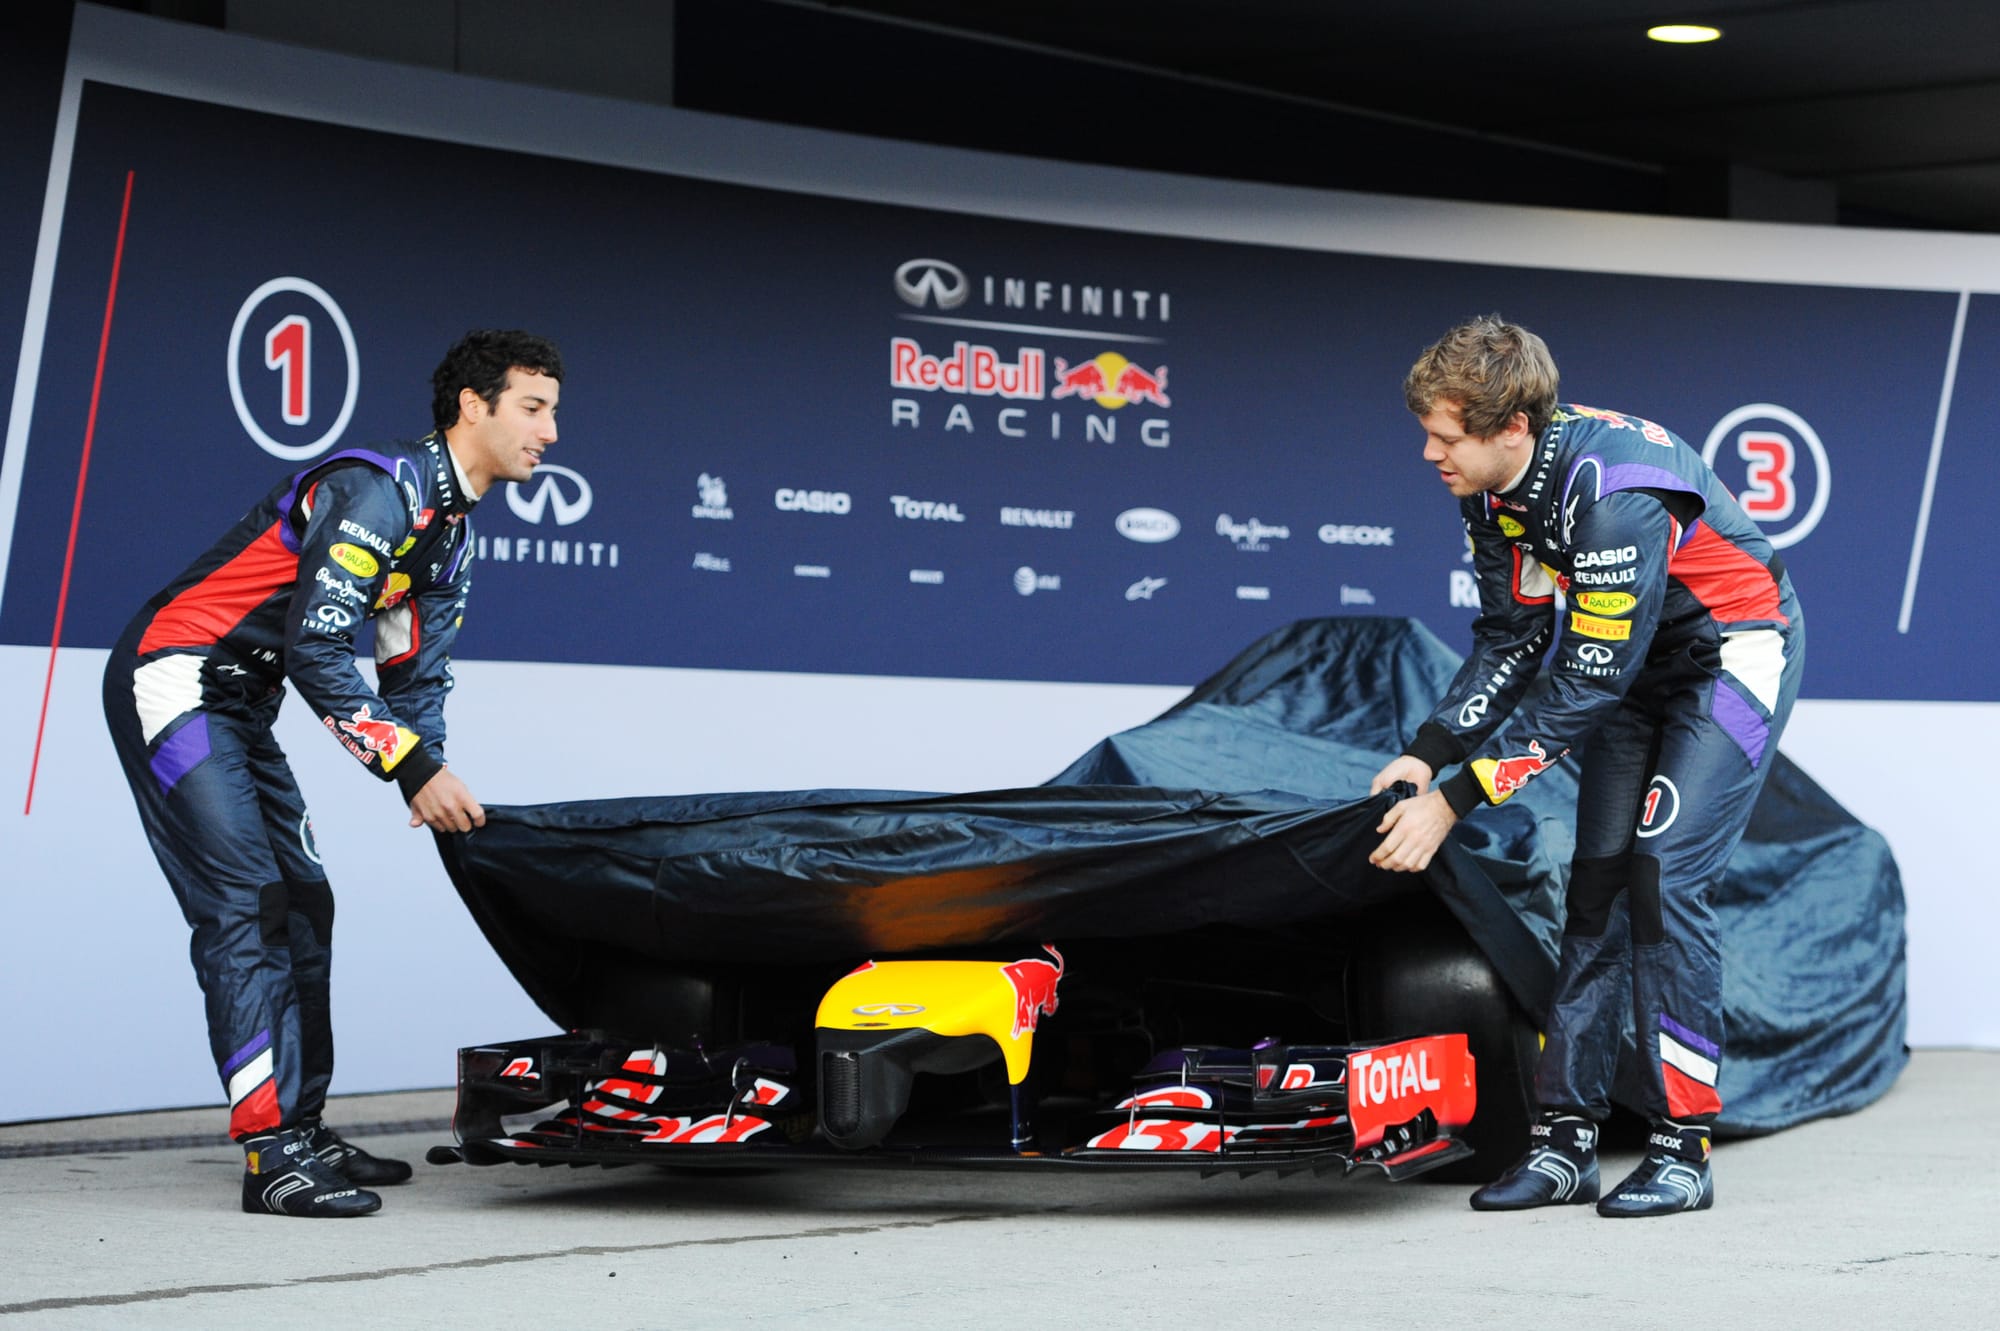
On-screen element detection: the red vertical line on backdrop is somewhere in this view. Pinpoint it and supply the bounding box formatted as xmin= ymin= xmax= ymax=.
xmin=24 ymin=170 xmax=134 ymax=815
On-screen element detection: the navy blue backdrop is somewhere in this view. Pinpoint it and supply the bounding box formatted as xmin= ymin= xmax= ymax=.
xmin=2 ymin=83 xmax=1982 ymax=699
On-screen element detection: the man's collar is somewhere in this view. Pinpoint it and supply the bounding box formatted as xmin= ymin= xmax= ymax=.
xmin=446 ymin=440 xmax=482 ymax=503
xmin=1495 ymin=453 xmax=1536 ymax=496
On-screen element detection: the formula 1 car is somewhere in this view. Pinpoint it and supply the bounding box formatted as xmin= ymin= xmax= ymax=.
xmin=429 ymin=617 xmax=1907 ymax=1188
xmin=432 ymin=928 xmax=1490 ymax=1180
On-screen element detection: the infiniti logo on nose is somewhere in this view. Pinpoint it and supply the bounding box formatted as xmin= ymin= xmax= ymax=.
xmin=894 ymin=258 xmax=968 ymax=310
xmin=853 ymin=1003 xmax=926 ymax=1016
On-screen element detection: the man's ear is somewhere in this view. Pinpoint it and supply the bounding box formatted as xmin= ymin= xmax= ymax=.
xmin=458 ymin=386 xmax=485 ymax=423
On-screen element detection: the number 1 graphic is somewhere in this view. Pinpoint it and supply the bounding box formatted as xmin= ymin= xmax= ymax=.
xmin=265 ymin=315 xmax=311 ymax=425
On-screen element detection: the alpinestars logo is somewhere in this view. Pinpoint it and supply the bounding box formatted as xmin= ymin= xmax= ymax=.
xmin=1125 ymin=576 xmax=1167 ymax=601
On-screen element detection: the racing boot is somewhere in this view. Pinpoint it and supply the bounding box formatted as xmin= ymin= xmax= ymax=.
xmin=1468 ymin=1111 xmax=1600 ymax=1210
xmin=241 ymin=1126 xmax=382 ymax=1217
xmin=1597 ymin=1119 xmax=1714 ymax=1218
xmin=305 ymin=1118 xmax=414 ymax=1186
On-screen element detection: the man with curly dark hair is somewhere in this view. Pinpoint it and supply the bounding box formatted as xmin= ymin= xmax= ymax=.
xmin=104 ymin=330 xmax=562 ymax=1216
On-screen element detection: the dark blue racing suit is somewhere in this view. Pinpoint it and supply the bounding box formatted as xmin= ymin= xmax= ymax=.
xmin=104 ymin=435 xmax=475 ymax=1139
xmin=1402 ymin=405 xmax=1804 ymax=1124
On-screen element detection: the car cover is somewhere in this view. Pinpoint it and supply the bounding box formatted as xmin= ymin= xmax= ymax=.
xmin=437 ymin=616 xmax=1907 ymax=1134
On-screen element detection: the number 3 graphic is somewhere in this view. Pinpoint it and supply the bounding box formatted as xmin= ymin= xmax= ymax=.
xmin=1736 ymin=431 xmax=1796 ymax=521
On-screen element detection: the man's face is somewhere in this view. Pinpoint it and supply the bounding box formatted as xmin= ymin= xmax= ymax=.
xmin=459 ymin=368 xmax=560 ymax=488
xmin=1417 ymin=401 xmax=1530 ymax=497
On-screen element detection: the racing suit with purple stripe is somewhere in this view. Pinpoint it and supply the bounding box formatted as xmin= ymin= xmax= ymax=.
xmin=1402 ymin=405 xmax=1804 ymax=1124
xmin=103 ymin=434 xmax=474 ymax=1139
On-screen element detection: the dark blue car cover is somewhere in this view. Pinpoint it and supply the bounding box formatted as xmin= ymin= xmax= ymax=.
xmin=437 ymin=617 xmax=1906 ymax=1133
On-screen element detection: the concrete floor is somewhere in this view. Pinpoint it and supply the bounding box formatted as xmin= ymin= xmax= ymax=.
xmin=1 ymin=1051 xmax=1995 ymax=1328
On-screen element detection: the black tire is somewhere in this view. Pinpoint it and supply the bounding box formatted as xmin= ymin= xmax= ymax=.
xmin=1345 ymin=896 xmax=1540 ymax=1183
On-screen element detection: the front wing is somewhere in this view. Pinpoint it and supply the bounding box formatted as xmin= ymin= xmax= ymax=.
xmin=430 ymin=1030 xmax=1477 ymax=1182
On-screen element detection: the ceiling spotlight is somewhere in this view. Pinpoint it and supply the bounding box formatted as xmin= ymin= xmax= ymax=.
xmin=1647 ymin=24 xmax=1722 ymax=43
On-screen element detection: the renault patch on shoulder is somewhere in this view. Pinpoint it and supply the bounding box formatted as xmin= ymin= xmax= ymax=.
xmin=1570 ymin=612 xmax=1631 ymax=641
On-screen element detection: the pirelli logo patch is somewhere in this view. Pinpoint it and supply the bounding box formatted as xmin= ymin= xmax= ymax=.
xmin=1574 ymin=591 xmax=1637 ymax=616
xmin=1570 ymin=612 xmax=1631 ymax=641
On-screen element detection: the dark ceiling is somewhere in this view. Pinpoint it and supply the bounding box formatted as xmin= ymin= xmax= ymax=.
xmin=94 ymin=0 xmax=2000 ymax=233
xmin=819 ymin=0 xmax=2000 ymax=233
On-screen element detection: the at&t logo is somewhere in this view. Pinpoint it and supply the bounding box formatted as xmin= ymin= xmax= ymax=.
xmin=1014 ymin=566 xmax=1061 ymax=596
xmin=1701 ymin=404 xmax=1829 ymax=549
xmin=227 ymin=277 xmax=359 ymax=461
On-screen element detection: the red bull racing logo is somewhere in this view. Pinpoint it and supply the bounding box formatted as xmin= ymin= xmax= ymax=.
xmin=1051 ymin=353 xmax=1170 ymax=409
xmin=1000 ymin=944 xmax=1065 ymax=1038
xmin=889 ymin=339 xmax=1172 ymax=446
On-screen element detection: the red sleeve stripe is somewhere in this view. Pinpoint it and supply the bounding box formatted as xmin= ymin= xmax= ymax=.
xmin=1667 ymin=523 xmax=1788 ymax=626
xmin=137 ymin=522 xmax=297 ymax=654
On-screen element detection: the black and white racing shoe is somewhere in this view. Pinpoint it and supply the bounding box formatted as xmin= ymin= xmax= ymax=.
xmin=305 ymin=1119 xmax=414 ymax=1186
xmin=1469 ymin=1113 xmax=1600 ymax=1211
xmin=1596 ymin=1121 xmax=1714 ymax=1217
xmin=241 ymin=1127 xmax=382 ymax=1218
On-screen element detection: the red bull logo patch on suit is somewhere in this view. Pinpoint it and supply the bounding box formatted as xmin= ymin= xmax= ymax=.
xmin=1471 ymin=739 xmax=1559 ymax=803
xmin=333 ymin=705 xmax=417 ymax=771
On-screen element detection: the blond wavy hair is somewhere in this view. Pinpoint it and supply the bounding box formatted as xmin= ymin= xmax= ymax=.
xmin=1404 ymin=315 xmax=1559 ymax=438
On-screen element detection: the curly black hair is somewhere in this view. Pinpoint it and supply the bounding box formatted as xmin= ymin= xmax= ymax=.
xmin=431 ymin=329 xmax=564 ymax=431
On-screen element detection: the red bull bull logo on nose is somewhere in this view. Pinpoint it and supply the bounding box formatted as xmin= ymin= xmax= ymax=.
xmin=1000 ymin=944 xmax=1065 ymax=1038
